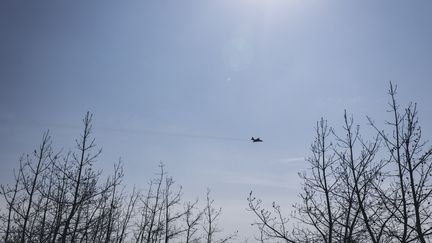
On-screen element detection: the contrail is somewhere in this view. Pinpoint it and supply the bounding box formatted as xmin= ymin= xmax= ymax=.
xmin=98 ymin=126 xmax=247 ymax=141
xmin=0 ymin=118 xmax=248 ymax=142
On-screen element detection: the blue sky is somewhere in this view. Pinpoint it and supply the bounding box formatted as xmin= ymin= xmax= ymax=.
xmin=1 ymin=0 xmax=432 ymax=239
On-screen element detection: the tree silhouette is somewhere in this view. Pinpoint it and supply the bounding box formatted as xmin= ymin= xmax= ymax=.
xmin=248 ymin=83 xmax=432 ymax=242
xmin=0 ymin=113 xmax=236 ymax=243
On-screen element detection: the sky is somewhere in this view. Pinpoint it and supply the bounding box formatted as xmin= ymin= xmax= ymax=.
xmin=1 ymin=0 xmax=432 ymax=240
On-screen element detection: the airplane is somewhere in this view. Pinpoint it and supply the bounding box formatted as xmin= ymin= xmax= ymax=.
xmin=251 ymin=137 xmax=263 ymax=143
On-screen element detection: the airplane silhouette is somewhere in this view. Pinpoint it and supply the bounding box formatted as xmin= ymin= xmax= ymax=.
xmin=251 ymin=137 xmax=263 ymax=143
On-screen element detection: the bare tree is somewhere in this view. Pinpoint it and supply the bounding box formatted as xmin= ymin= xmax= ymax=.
xmin=145 ymin=163 xmax=165 ymax=243
xmin=293 ymin=118 xmax=338 ymax=243
xmin=18 ymin=132 xmax=52 ymax=243
xmin=118 ymin=185 xmax=140 ymax=243
xmin=248 ymin=83 xmax=432 ymax=243
xmin=247 ymin=192 xmax=295 ymax=243
xmin=203 ymin=189 xmax=237 ymax=243
xmin=59 ymin=112 xmax=103 ymax=243
xmin=104 ymin=162 xmax=124 ymax=243
xmin=183 ymin=199 xmax=202 ymax=243
xmin=332 ymin=112 xmax=385 ymax=243
xmin=0 ymin=112 xmax=239 ymax=243
xmin=163 ymin=176 xmax=185 ymax=243
xmin=1 ymin=169 xmax=22 ymax=243
xmin=369 ymin=82 xmax=432 ymax=242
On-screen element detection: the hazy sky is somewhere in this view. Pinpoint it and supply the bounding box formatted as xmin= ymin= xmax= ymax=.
xmin=1 ymin=0 xmax=432 ymax=240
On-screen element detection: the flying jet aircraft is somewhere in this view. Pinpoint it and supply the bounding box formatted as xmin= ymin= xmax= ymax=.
xmin=251 ymin=137 xmax=263 ymax=143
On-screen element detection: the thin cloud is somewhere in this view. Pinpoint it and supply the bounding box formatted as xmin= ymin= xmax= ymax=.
xmin=274 ymin=157 xmax=305 ymax=164
xmin=221 ymin=173 xmax=301 ymax=190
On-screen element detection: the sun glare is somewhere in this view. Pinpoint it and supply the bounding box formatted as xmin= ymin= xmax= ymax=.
xmin=227 ymin=0 xmax=302 ymax=20
xmin=238 ymin=0 xmax=300 ymax=10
